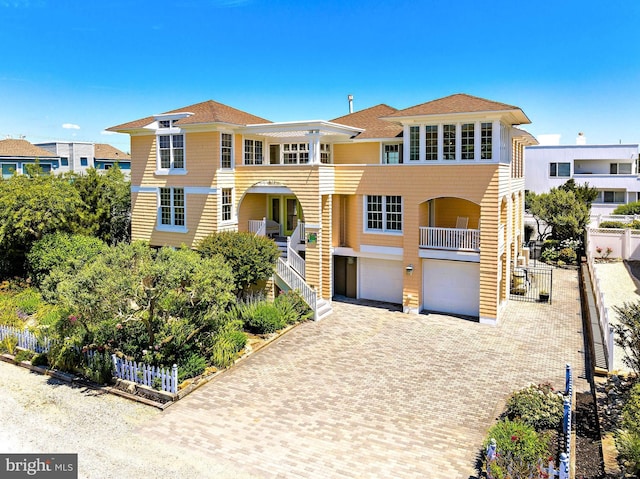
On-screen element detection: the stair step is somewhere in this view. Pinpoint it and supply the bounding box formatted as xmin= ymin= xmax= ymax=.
xmin=315 ymin=299 xmax=333 ymax=321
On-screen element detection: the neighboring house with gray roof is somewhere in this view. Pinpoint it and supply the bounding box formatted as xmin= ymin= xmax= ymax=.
xmin=0 ymin=138 xmax=60 ymax=178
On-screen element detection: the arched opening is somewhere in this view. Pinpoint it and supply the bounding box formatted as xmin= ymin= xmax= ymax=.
xmin=418 ymin=196 xmax=481 ymax=251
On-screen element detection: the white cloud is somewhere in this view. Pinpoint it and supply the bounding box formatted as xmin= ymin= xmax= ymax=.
xmin=62 ymin=123 xmax=80 ymax=130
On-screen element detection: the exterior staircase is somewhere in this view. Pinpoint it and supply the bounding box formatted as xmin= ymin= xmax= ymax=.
xmin=254 ymin=219 xmax=332 ymax=320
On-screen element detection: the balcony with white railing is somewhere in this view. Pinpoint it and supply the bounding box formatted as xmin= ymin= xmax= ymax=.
xmin=419 ymin=227 xmax=480 ymax=252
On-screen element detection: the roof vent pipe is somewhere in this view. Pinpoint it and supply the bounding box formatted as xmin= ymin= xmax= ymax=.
xmin=576 ymin=132 xmax=586 ymax=145
xmin=348 ymin=94 xmax=353 ymax=114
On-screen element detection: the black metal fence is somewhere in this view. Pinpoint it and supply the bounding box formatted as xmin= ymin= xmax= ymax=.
xmin=510 ymin=263 xmax=553 ymax=303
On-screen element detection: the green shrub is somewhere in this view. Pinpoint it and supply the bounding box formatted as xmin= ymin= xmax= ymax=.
xmin=623 ymin=383 xmax=640 ymax=433
xmin=83 ymin=350 xmax=114 ymax=385
xmin=541 ymin=248 xmax=559 ymax=263
xmin=275 ymin=290 xmax=313 ymax=323
xmin=629 ymin=220 xmax=640 ymax=230
xmin=616 ymin=429 xmax=640 ymax=474
xmin=14 ymin=288 xmax=42 ymax=315
xmin=557 ymin=247 xmax=577 ymax=265
xmin=51 ymin=338 xmax=80 ymax=373
xmin=484 ymin=419 xmax=550 ymax=478
xmin=178 ymin=353 xmax=207 ymax=382
xmin=226 ymin=329 xmax=248 ymax=352
xmin=0 ymin=335 xmax=18 ymax=354
xmin=599 ymin=220 xmax=626 ymax=229
xmin=613 ymin=201 xmax=640 ymax=215
xmin=210 ymin=330 xmax=245 ymax=369
xmin=244 ymin=301 xmax=287 ymax=334
xmin=197 ymin=231 xmax=280 ymax=295
xmin=31 ymin=353 xmax=49 ymax=367
xmin=505 ymin=383 xmax=564 ymax=431
xmin=14 ymin=349 xmax=34 ymax=362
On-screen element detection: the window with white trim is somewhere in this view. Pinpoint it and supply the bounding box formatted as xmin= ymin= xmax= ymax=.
xmin=409 ymin=126 xmax=420 ymax=161
xmin=597 ymin=190 xmax=625 ymax=204
xmin=480 ymin=122 xmax=492 ymax=159
xmin=443 ymin=124 xmax=456 ymax=160
xmin=283 ymin=143 xmax=309 ymax=164
xmin=383 ymin=144 xmax=402 ymax=164
xmin=159 ymin=187 xmax=185 ymax=228
xmin=158 ymin=134 xmax=185 ymax=170
xmin=461 ymin=123 xmax=474 ymax=160
xmin=221 ymin=133 xmax=233 ymax=169
xmin=221 ymin=188 xmax=233 ymax=222
xmin=610 ymin=163 xmax=632 ymax=175
xmin=244 ymin=139 xmax=263 ymax=165
xmin=549 ymin=162 xmax=570 ymax=177
xmin=320 ymin=143 xmax=331 ymax=164
xmin=365 ymin=195 xmax=402 ymax=233
xmin=425 ymin=125 xmax=438 ymax=161
xmin=1 ymin=163 xmax=17 ymax=179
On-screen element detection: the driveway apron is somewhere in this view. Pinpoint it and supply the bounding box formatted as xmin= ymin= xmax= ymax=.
xmin=139 ymin=267 xmax=588 ymax=478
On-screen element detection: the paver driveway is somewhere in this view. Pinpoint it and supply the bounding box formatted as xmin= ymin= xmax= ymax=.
xmin=140 ymin=267 xmax=588 ymax=479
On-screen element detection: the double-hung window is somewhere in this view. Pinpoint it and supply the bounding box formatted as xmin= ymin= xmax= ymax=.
xmin=159 ymin=187 xmax=185 ymax=229
xmin=443 ymin=124 xmax=456 ymax=160
xmin=158 ymin=134 xmax=185 ymax=170
xmin=221 ymin=133 xmax=233 ymax=169
xmin=461 ymin=124 xmax=474 ymax=160
xmin=282 ymin=143 xmax=309 ymax=164
xmin=365 ymin=195 xmax=402 ymax=233
xmin=221 ymin=188 xmax=233 ymax=222
xmin=409 ymin=126 xmax=420 ymax=161
xmin=425 ymin=126 xmax=438 ymax=161
xmin=320 ymin=144 xmax=331 ymax=164
xmin=549 ymin=162 xmax=570 ymax=177
xmin=383 ymin=144 xmax=402 ymax=164
xmin=480 ymin=122 xmax=492 ymax=159
xmin=244 ymin=139 xmax=263 ymax=165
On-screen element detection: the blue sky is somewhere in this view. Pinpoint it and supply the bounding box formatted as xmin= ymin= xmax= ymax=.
xmin=0 ymin=0 xmax=638 ymax=153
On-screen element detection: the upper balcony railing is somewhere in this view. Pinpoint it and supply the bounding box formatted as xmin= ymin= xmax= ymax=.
xmin=419 ymin=227 xmax=480 ymax=252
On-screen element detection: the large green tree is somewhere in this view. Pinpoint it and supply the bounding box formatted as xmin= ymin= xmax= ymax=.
xmin=70 ymin=167 xmax=131 ymax=244
xmin=0 ymin=173 xmax=84 ymax=276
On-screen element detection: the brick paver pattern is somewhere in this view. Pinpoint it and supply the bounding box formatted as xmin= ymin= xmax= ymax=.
xmin=140 ymin=267 xmax=588 ymax=479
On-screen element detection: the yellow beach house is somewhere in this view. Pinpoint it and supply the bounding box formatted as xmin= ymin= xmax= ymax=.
xmin=108 ymin=93 xmax=537 ymax=324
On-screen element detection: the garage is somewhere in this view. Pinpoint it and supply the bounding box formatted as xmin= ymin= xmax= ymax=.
xmin=422 ymin=259 xmax=480 ymax=317
xmin=359 ymin=258 xmax=403 ymax=304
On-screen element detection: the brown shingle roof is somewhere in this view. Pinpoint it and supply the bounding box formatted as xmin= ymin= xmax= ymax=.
xmin=94 ymin=143 xmax=131 ymax=160
xmin=331 ymin=104 xmax=403 ymax=139
xmin=107 ymin=100 xmax=272 ymax=131
xmin=387 ymin=93 xmax=524 ymax=118
xmin=0 ymin=139 xmax=58 ymax=158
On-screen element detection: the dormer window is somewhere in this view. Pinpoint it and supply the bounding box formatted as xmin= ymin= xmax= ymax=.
xmin=158 ymin=120 xmax=172 ymax=129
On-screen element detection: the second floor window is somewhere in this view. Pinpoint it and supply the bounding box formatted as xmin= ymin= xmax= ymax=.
xmin=425 ymin=125 xmax=438 ymax=161
xmin=461 ymin=124 xmax=474 ymax=160
xmin=221 ymin=133 xmax=233 ymax=169
xmin=365 ymin=195 xmax=402 ymax=233
xmin=283 ymin=143 xmax=309 ymax=164
xmin=549 ymin=162 xmax=570 ymax=177
xmin=443 ymin=124 xmax=456 ymax=160
xmin=159 ymin=187 xmax=185 ymax=227
xmin=383 ymin=144 xmax=402 ymax=164
xmin=159 ymin=134 xmax=185 ymax=170
xmin=409 ymin=126 xmax=420 ymax=161
xmin=320 ymin=143 xmax=331 ymax=164
xmin=244 ymin=139 xmax=263 ymax=165
xmin=610 ymin=163 xmax=632 ymax=174
xmin=481 ymin=122 xmax=492 ymax=159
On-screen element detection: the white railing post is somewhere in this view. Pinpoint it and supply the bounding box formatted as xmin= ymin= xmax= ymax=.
xmin=608 ymin=324 xmax=615 ymax=370
xmin=286 ymin=237 xmax=291 ymax=266
xmin=559 ymin=452 xmax=569 ymax=479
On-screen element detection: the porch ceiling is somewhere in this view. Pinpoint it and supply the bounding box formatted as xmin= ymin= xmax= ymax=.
xmin=241 ymin=120 xmax=363 ymax=139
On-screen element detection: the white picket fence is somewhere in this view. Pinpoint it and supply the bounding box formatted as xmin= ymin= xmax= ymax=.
xmin=585 ymin=237 xmax=616 ymax=370
xmin=111 ymin=354 xmax=178 ymax=394
xmin=0 ymin=325 xmax=51 ymax=353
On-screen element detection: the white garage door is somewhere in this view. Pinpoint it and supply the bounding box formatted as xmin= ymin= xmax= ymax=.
xmin=422 ymin=259 xmax=480 ymax=317
xmin=359 ymin=258 xmax=403 ymax=304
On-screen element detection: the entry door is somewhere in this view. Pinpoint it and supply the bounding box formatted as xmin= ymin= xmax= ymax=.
xmin=285 ymin=197 xmax=297 ymax=235
xmin=271 ymin=198 xmax=280 ymax=225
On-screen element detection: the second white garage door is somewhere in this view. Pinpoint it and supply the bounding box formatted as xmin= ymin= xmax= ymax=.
xmin=359 ymin=258 xmax=403 ymax=304
xmin=422 ymin=259 xmax=480 ymax=317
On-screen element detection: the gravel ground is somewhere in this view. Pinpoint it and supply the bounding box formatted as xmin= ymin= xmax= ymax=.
xmin=0 ymin=361 xmax=258 ymax=479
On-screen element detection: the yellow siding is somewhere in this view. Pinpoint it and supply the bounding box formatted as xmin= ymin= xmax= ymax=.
xmin=333 ymin=143 xmax=379 ymax=165
xmin=238 ymin=193 xmax=267 ymax=231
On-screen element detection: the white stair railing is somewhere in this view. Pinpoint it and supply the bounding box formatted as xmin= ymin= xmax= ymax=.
xmin=286 ymin=237 xmax=306 ymax=278
xmin=276 ymin=257 xmax=316 ymax=312
xmin=290 ymin=221 xmax=305 ymax=251
xmin=249 ymin=217 xmax=266 ymax=236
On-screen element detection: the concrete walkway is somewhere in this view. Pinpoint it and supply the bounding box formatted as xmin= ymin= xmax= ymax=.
xmin=593 ymin=260 xmax=640 ymax=372
xmin=139 ymin=267 xmax=588 ymax=479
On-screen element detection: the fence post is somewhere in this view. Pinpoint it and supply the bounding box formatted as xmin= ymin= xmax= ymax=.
xmin=172 ymin=364 xmax=178 ymax=393
xmin=608 ymin=324 xmax=615 ymax=371
xmin=559 ymin=452 xmax=569 ymax=479
xmin=565 ymin=363 xmax=571 ymax=396
xmin=111 ymin=354 xmax=118 ymax=378
xmin=485 ymin=438 xmax=496 ymax=479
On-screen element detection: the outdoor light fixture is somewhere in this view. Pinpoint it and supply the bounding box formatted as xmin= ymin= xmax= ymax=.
xmin=405 ymin=264 xmax=414 ymax=275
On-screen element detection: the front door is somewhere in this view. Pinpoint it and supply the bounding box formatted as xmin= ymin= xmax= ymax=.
xmin=285 ymin=197 xmax=298 ymax=235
